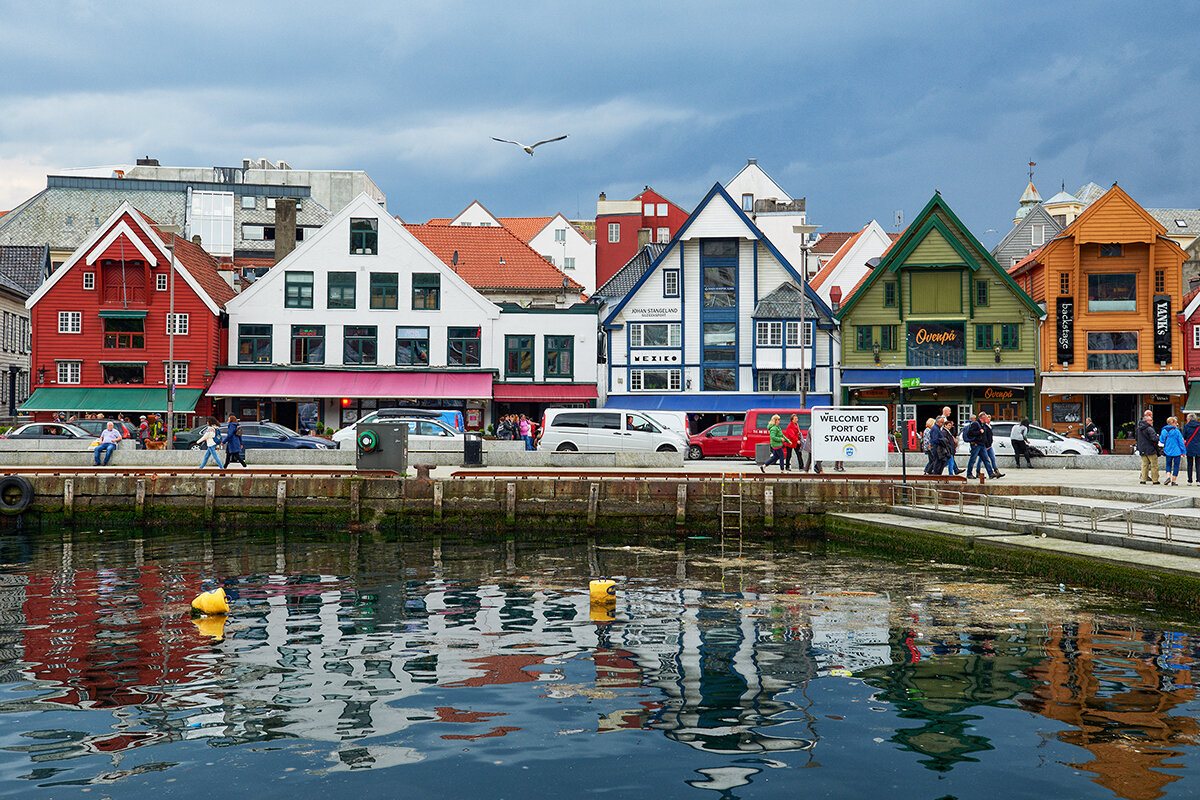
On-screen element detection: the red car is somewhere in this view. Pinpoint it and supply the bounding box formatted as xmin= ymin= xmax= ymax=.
xmin=687 ymin=421 xmax=745 ymax=460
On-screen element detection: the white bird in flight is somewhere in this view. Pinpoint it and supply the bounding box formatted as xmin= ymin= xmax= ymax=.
xmin=491 ymin=134 xmax=568 ymax=156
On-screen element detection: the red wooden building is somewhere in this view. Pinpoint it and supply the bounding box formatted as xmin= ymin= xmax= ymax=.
xmin=22 ymin=202 xmax=235 ymax=424
xmin=595 ymin=187 xmax=688 ymax=287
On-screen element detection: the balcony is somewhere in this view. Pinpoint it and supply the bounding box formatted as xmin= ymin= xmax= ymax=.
xmin=102 ymin=285 xmax=147 ymax=306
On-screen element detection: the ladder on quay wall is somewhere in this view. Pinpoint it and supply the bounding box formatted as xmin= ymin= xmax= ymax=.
xmin=720 ymin=473 xmax=743 ymax=534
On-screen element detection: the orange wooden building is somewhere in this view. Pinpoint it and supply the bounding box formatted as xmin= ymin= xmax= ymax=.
xmin=1008 ymin=184 xmax=1187 ymax=449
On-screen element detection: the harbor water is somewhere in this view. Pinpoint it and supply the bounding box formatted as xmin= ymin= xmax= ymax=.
xmin=2 ymin=525 xmax=1200 ymax=799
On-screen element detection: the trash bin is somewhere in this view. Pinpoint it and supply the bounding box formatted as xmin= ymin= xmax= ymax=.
xmin=463 ymin=432 xmax=483 ymax=466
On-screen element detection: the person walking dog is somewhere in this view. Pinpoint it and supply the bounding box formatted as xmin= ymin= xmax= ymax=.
xmin=1136 ymin=409 xmax=1160 ymax=484
xmin=1160 ymin=416 xmax=1185 ymax=486
xmin=1182 ymin=413 xmax=1200 ymax=485
xmin=198 ymin=417 xmax=225 ymax=470
xmin=224 ymin=414 xmax=246 ymax=468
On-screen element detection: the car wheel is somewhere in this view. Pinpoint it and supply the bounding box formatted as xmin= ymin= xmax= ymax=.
xmin=687 ymin=445 xmax=703 ymax=460
xmin=190 ymin=443 xmax=202 ymax=451
xmin=657 ymin=444 xmax=677 ymax=453
xmin=1062 ymin=449 xmax=1079 ymax=455
xmin=556 ymin=442 xmax=577 ymax=452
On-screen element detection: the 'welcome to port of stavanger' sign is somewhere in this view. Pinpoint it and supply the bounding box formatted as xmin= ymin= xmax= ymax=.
xmin=810 ymin=406 xmax=889 ymax=462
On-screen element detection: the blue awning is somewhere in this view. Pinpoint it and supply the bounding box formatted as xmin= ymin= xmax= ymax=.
xmin=841 ymin=368 xmax=1035 ymax=387
xmin=604 ymin=393 xmax=833 ymax=413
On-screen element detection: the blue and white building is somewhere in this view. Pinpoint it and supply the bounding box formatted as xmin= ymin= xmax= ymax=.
xmin=598 ymin=184 xmax=838 ymax=423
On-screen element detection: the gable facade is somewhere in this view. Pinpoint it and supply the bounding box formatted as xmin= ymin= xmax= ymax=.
xmin=991 ymin=204 xmax=1062 ymax=269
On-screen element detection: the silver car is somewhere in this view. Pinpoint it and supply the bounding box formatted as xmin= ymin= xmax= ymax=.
xmin=955 ymin=422 xmax=1099 ymax=456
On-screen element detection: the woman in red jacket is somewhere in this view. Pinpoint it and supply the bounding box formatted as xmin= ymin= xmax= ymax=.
xmin=783 ymin=414 xmax=801 ymax=472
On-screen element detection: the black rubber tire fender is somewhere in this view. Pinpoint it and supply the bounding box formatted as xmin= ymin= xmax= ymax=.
xmin=0 ymin=475 xmax=34 ymax=515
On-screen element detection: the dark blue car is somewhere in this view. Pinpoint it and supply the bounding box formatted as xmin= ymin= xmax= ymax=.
xmin=174 ymin=422 xmax=332 ymax=450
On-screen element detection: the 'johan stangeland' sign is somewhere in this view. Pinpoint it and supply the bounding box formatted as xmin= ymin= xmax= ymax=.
xmin=1056 ymin=298 xmax=1074 ymax=364
xmin=1154 ymin=294 xmax=1172 ymax=364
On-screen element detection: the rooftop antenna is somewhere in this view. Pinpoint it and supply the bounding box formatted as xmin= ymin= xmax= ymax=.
xmin=893 ymin=210 xmax=903 ymax=232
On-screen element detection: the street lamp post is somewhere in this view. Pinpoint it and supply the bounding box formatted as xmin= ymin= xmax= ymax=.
xmin=792 ymin=223 xmax=819 ymax=408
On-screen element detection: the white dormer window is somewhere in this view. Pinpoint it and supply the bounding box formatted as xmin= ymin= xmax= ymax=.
xmin=742 ymin=194 xmax=754 ymax=212
xmin=1031 ymin=224 xmax=1044 ymax=247
xmin=644 ymin=203 xmax=655 ymax=216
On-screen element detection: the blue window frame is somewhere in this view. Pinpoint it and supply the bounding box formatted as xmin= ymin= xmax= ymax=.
xmin=699 ymin=238 xmax=738 ymax=391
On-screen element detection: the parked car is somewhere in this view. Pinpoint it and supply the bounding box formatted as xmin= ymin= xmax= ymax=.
xmin=1 ymin=422 xmax=95 ymax=441
xmin=687 ymin=421 xmax=746 ymax=460
xmin=74 ymin=418 xmax=136 ymax=438
xmin=955 ymin=422 xmax=1099 ymax=457
xmin=175 ymin=422 xmax=332 ymax=450
xmin=537 ymin=409 xmax=687 ymax=453
xmin=737 ymin=409 xmax=811 ymax=458
xmin=333 ymin=409 xmax=463 ymax=449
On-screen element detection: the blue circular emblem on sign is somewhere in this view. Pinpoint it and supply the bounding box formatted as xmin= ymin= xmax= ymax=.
xmin=843 ymin=444 xmax=856 ymax=458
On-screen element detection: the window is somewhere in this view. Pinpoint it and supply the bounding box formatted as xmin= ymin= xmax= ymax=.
xmin=102 ymin=364 xmax=144 ymax=384
xmin=883 ymin=281 xmax=897 ymax=307
xmin=448 ymin=327 xmax=481 ymax=367
xmin=1156 ymin=270 xmax=1165 ymax=294
xmin=1087 ymin=273 xmax=1136 ymax=312
xmin=608 ymin=222 xmax=620 ymax=243
xmin=545 ymin=335 xmax=573 ymax=377
xmin=703 ymin=367 xmax=736 ymax=391
xmin=663 ymin=269 xmax=679 ymax=297
xmin=164 ymin=361 xmax=189 ymax=384
xmin=83 ymin=272 xmax=94 ymax=290
xmin=103 ymin=318 xmax=144 ymax=349
xmin=505 ymin=335 xmax=534 ymax=378
xmin=563 ymin=257 xmax=576 ymax=270
xmin=742 ymin=194 xmax=754 ymax=212
xmin=285 ymin=271 xmax=314 ymax=308
xmin=395 ymin=327 xmax=430 ymax=366
xmin=369 ymin=273 xmax=399 ymax=309
xmin=703 ymin=322 xmax=736 ymax=361
xmin=756 ymin=321 xmax=782 ymax=346
xmin=1194 ymin=324 xmax=1200 ymax=351
xmin=856 ymin=326 xmax=874 ymax=351
xmin=1000 ymin=323 xmax=1020 ymax=350
xmin=166 ymin=313 xmax=189 ymax=336
xmin=657 ymin=227 xmax=670 ymax=243
xmin=880 ymin=325 xmax=898 ymax=350
xmin=629 ymin=323 xmax=681 ymax=348
xmin=327 ymin=272 xmax=356 ymax=309
xmin=644 ymin=203 xmax=655 ymax=216
xmin=657 ymin=204 xmax=667 ymax=217
xmin=57 ymin=361 xmax=81 ymax=384
xmin=243 ymin=225 xmax=265 ymax=241
xmin=630 ymin=369 xmax=681 ymax=391
xmin=350 ymin=218 xmax=379 ymax=254
xmin=1086 ymin=331 xmax=1138 ymax=370
xmin=554 ymin=228 xmax=566 ymax=242
xmin=975 ymin=279 xmax=989 ymax=307
xmin=266 ymin=198 xmax=277 ymax=210
xmin=702 ymin=266 xmax=736 ymax=308
xmin=343 ymin=325 xmax=377 ymax=365
xmin=412 ymin=273 xmax=441 ymax=309
xmin=1099 ymin=243 xmax=1123 ymax=258
xmin=757 ymin=371 xmax=808 ymax=392
xmin=1031 ymin=224 xmax=1044 ymax=247
xmin=975 ymin=324 xmax=994 ymax=350
xmin=291 ymin=325 xmax=325 ymax=364
xmin=1060 ymin=273 xmax=1070 ymax=295
xmin=59 ymin=311 xmax=81 ymax=334
xmin=238 ymin=324 xmax=272 ymax=364
xmin=785 ymin=321 xmax=813 ymax=347
xmin=241 ymin=195 xmax=256 ymax=209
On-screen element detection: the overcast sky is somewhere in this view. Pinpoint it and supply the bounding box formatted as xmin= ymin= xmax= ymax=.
xmin=2 ymin=1 xmax=1197 ymax=247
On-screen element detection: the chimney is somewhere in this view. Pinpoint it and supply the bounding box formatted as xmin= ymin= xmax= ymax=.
xmin=747 ymin=158 xmax=757 ymax=166
xmin=191 ymin=235 xmax=202 ymax=247
xmin=598 ymin=191 xmax=606 ymax=201
xmin=637 ymin=228 xmax=651 ymax=248
xmin=136 ymin=156 xmax=159 ymax=166
xmin=830 ymin=286 xmax=842 ymax=312
xmin=274 ymin=198 xmax=297 ymax=263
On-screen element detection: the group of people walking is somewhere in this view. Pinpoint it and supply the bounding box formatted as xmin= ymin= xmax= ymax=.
xmin=760 ymin=413 xmax=845 ymax=473
xmin=496 ymin=414 xmax=537 ymax=450
xmin=197 ymin=416 xmax=247 ymax=469
xmin=1135 ymin=410 xmax=1200 ymax=485
xmin=922 ymin=406 xmax=1010 ymax=479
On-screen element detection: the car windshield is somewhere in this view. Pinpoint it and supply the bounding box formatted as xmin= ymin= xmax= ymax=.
xmin=265 ymin=423 xmax=300 ymax=437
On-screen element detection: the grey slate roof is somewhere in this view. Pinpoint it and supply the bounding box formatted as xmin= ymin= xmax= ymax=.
xmin=753 ymin=281 xmax=822 ymax=320
xmin=592 ymin=243 xmax=668 ymax=302
xmin=1148 ymin=209 xmax=1200 ymax=235
xmin=1074 ymin=182 xmax=1106 ymax=205
xmin=0 ymin=244 xmax=49 ymax=295
xmin=990 ymin=204 xmax=1062 ymax=264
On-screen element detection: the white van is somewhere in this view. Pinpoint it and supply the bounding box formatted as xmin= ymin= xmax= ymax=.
xmin=642 ymin=411 xmax=689 ymax=435
xmin=538 ymin=409 xmax=688 ymax=453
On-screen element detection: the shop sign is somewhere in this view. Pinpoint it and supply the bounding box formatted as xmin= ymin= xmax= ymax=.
xmin=906 ymin=323 xmax=965 ymax=366
xmin=630 ymin=350 xmax=681 ymax=365
xmin=293 ymin=326 xmax=322 ymax=337
xmin=1056 ymin=298 xmax=1073 ymax=364
xmin=810 ymin=406 xmax=889 ymax=462
xmin=1154 ymin=294 xmax=1172 ymax=363
xmin=626 ymin=306 xmax=679 ymax=320
xmin=859 ymin=388 xmax=891 ymax=399
xmin=978 ymin=387 xmax=1015 ymax=400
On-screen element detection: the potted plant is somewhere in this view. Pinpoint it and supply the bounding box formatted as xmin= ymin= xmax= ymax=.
xmin=1114 ymin=420 xmax=1137 ymax=454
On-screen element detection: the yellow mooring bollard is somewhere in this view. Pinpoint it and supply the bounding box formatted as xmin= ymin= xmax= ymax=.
xmin=191 ymin=586 xmax=229 ymax=615
xmin=589 ymin=579 xmax=616 ymax=604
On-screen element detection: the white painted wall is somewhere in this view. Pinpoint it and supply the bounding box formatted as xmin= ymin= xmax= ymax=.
xmin=526 ymin=214 xmax=597 ymax=297
xmin=449 ymin=201 xmax=501 ymax=226
xmin=811 ymin=220 xmax=894 ymax=307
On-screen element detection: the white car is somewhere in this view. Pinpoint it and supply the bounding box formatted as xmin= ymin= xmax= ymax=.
xmin=335 ymin=415 xmax=463 ymax=449
xmin=955 ymin=422 xmax=1099 ymax=457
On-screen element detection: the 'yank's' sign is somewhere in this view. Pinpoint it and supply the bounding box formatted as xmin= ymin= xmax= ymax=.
xmin=1154 ymin=294 xmax=1172 ymax=364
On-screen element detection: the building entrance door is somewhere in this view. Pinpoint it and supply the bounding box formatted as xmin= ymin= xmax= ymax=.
xmin=275 ymin=401 xmax=297 ymax=430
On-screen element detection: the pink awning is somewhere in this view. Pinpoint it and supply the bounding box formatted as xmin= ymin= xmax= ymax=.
xmin=208 ymin=369 xmax=494 ymax=399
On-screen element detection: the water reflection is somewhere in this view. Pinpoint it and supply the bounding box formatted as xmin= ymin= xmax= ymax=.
xmin=1 ymin=529 xmax=1199 ymax=799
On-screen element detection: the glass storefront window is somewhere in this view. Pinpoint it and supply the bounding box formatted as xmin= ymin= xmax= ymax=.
xmin=1087 ymin=273 xmax=1136 ymax=312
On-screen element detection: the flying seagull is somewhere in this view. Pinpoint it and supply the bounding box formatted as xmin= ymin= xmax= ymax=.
xmin=491 ymin=134 xmax=568 ymax=156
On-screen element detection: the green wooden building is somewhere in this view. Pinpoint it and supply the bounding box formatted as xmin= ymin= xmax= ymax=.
xmin=837 ymin=192 xmax=1044 ymax=432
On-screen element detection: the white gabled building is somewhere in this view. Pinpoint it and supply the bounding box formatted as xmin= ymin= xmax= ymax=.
xmin=214 ymin=193 xmax=598 ymax=432
xmin=600 ymin=184 xmax=838 ymax=428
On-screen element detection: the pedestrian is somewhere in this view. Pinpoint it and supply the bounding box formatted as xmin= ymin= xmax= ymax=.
xmin=1011 ymin=418 xmax=1032 ymax=468
xmin=224 ymin=414 xmax=246 ymax=468
xmin=519 ymin=415 xmax=533 ymax=451
xmin=981 ymin=413 xmax=1004 ymax=477
xmin=1136 ymin=409 xmax=1160 ymax=484
xmin=198 ymin=417 xmax=224 ymax=469
xmin=782 ymin=413 xmax=800 ymax=472
xmin=1159 ymin=416 xmax=1185 ymax=486
xmin=93 ymin=421 xmax=122 ymax=466
xmin=137 ymin=415 xmax=149 ymax=449
xmin=761 ymin=414 xmax=785 ymax=472
xmin=966 ymin=413 xmax=1001 ymax=478
xmin=921 ymin=418 xmax=937 ymax=474
xmin=940 ymin=406 xmax=958 ymax=476
xmin=1083 ymin=416 xmax=1104 ymax=452
xmin=1182 ymin=413 xmax=1200 ymax=485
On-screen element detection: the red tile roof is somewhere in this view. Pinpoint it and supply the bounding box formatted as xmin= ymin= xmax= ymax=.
xmin=1007 ymin=246 xmax=1045 ymax=277
xmin=405 ymin=223 xmax=583 ymax=292
xmin=812 ymin=232 xmax=856 ymax=255
xmin=134 ymin=209 xmax=237 ymax=308
xmin=497 ymin=216 xmax=553 ymax=243
xmin=425 ymin=217 xmax=452 ymax=225
xmin=809 ymin=228 xmax=865 ymax=291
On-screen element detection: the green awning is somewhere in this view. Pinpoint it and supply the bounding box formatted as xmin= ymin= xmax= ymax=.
xmin=1185 ymin=383 xmax=1200 ymax=413
xmin=20 ymin=387 xmax=203 ymax=413
xmin=97 ymin=310 xmax=148 ymax=318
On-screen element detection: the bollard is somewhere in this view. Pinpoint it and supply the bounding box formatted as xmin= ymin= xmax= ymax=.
xmin=506 ymin=482 xmax=516 ymax=525
xmin=350 ymin=480 xmax=361 ymax=523
xmin=676 ymin=484 xmax=687 ymax=527
xmin=433 ymin=480 xmax=444 ymax=522
xmin=764 ymin=487 xmax=774 ymax=530
xmin=135 ymin=479 xmax=147 ymax=519
xmin=205 ymin=480 xmax=216 ymax=521
xmin=63 ymin=479 xmax=74 ymax=520
xmin=276 ymin=480 xmax=287 ymax=523
xmin=587 ymin=482 xmax=599 ymax=527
